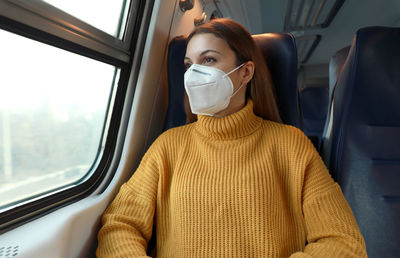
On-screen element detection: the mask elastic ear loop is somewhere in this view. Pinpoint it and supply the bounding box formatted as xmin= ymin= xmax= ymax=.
xmin=224 ymin=63 xmax=246 ymax=77
xmin=231 ymin=83 xmax=246 ymax=97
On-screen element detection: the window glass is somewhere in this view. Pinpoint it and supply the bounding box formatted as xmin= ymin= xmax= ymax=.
xmin=42 ymin=0 xmax=131 ymax=38
xmin=0 ymin=29 xmax=117 ymax=208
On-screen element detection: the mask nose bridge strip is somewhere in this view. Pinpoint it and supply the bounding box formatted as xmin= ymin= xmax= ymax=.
xmin=192 ymin=68 xmax=212 ymax=76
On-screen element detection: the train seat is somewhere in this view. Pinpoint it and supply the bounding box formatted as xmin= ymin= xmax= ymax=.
xmin=321 ymin=26 xmax=400 ymax=257
xmin=328 ymin=45 xmax=350 ymax=103
xmin=298 ymin=85 xmax=329 ymax=149
xmin=252 ymin=33 xmax=301 ymax=128
xmin=164 ymin=32 xmax=301 ymax=130
xmin=164 ymin=36 xmax=188 ymax=131
xmin=321 ymin=45 xmax=351 ymax=164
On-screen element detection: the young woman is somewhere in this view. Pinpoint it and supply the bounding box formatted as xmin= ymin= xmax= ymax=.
xmin=97 ymin=18 xmax=367 ymax=257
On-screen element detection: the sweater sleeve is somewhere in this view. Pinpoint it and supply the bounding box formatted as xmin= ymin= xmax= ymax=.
xmin=96 ymin=141 xmax=162 ymax=258
xmin=290 ymin=134 xmax=367 ymax=258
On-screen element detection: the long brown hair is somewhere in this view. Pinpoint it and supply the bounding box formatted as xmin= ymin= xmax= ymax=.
xmin=185 ymin=18 xmax=282 ymax=123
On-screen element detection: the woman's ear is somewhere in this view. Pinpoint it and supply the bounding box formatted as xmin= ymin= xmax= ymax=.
xmin=241 ymin=61 xmax=255 ymax=85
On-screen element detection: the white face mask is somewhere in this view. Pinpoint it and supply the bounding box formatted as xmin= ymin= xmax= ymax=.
xmin=184 ymin=63 xmax=245 ymax=116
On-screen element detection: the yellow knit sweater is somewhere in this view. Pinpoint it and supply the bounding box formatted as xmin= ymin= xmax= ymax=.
xmin=97 ymin=100 xmax=367 ymax=258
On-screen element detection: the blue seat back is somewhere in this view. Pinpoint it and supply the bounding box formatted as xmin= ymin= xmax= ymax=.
xmin=328 ymin=45 xmax=350 ymax=103
xmin=298 ymin=85 xmax=329 ymax=148
xmin=323 ymin=26 xmax=400 ymax=257
xmin=164 ymin=36 xmax=187 ymax=131
xmin=321 ymin=45 xmax=350 ymax=161
xmin=252 ymin=33 xmax=301 ymax=128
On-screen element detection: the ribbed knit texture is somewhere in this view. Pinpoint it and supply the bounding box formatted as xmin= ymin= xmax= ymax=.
xmin=97 ymin=100 xmax=367 ymax=258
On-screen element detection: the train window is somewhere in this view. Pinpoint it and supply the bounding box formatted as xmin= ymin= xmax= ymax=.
xmin=0 ymin=0 xmax=146 ymax=228
xmin=0 ymin=28 xmax=118 ymax=209
xmin=42 ymin=0 xmax=131 ymax=38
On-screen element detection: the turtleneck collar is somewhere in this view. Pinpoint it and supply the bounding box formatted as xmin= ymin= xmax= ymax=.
xmin=194 ymin=99 xmax=262 ymax=140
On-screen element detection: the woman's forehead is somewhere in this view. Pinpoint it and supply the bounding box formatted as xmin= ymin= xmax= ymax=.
xmin=186 ymin=33 xmax=233 ymax=58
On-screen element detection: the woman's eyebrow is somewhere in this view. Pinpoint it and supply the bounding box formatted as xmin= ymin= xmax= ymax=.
xmin=200 ymin=49 xmax=223 ymax=56
xmin=184 ymin=49 xmax=223 ymax=60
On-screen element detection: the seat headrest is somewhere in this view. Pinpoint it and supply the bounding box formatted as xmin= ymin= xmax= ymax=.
xmin=253 ymin=33 xmax=301 ymax=128
xmin=165 ymin=33 xmax=300 ymax=130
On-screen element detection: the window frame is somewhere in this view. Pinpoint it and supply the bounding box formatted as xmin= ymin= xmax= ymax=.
xmin=0 ymin=0 xmax=149 ymax=230
xmin=0 ymin=0 xmax=140 ymax=62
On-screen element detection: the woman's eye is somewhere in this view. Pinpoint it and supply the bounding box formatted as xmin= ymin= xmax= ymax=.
xmin=204 ymin=57 xmax=216 ymax=64
xmin=184 ymin=62 xmax=192 ymax=70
